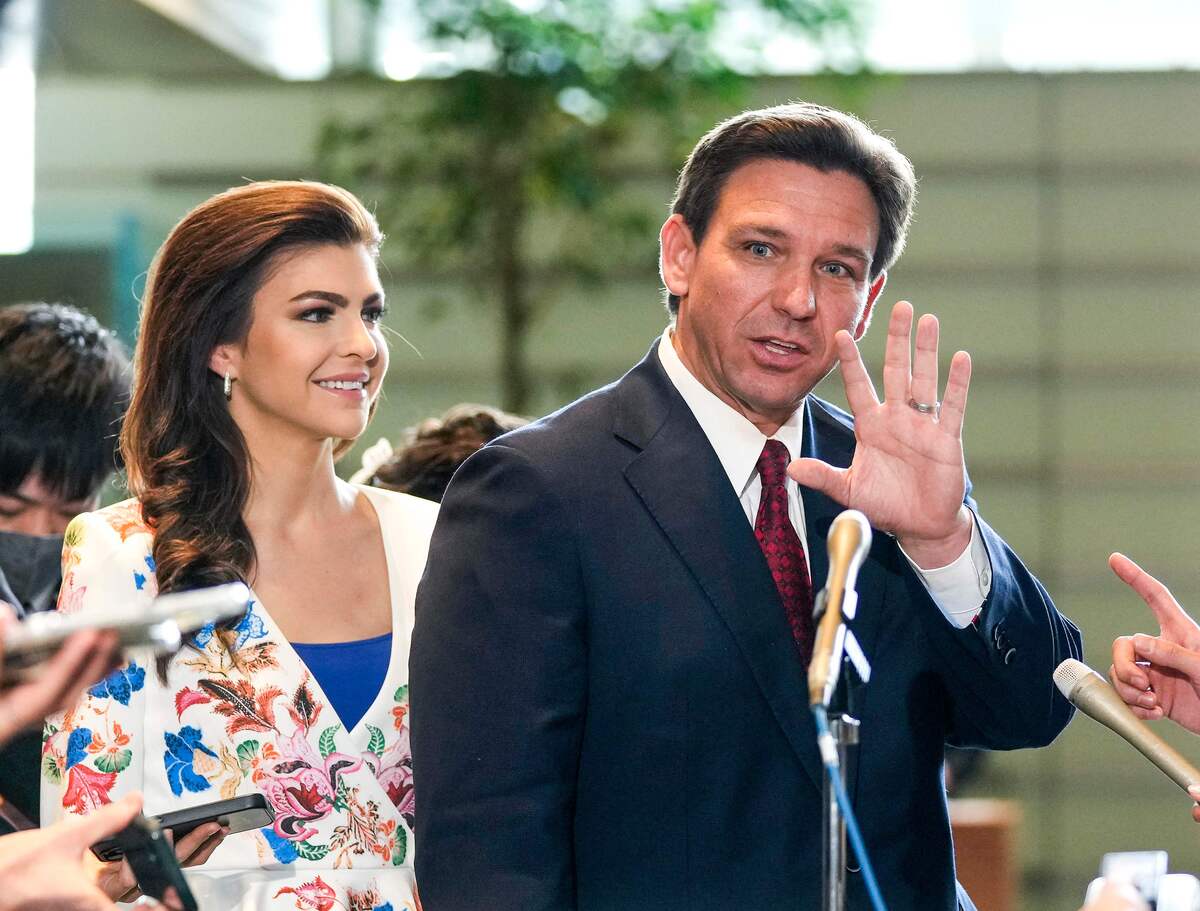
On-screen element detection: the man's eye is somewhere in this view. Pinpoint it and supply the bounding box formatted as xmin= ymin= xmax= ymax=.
xmin=0 ymin=505 xmax=21 ymax=519
xmin=822 ymin=262 xmax=850 ymax=278
xmin=748 ymin=242 xmax=772 ymax=258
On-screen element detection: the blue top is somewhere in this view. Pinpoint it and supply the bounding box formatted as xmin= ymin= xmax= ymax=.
xmin=292 ymin=632 xmax=393 ymax=733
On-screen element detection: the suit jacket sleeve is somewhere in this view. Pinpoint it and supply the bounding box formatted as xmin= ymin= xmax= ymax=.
xmin=915 ymin=489 xmax=1083 ymax=751
xmin=411 ymin=443 xmax=587 ymax=911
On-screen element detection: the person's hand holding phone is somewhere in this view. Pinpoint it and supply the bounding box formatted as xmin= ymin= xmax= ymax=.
xmin=92 ymin=817 xmax=228 ymax=905
xmin=0 ymin=605 xmax=121 ymax=746
xmin=0 ymin=792 xmax=144 ymax=911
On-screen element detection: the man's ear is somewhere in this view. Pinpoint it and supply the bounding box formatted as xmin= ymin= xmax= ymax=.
xmin=659 ymin=214 xmax=697 ymax=301
xmin=853 ymin=271 xmax=888 ymax=341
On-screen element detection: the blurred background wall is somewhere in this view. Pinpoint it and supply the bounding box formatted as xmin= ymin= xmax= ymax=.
xmin=3 ymin=1 xmax=1200 ymax=907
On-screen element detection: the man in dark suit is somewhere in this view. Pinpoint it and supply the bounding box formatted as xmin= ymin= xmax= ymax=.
xmin=411 ymin=102 xmax=1081 ymax=911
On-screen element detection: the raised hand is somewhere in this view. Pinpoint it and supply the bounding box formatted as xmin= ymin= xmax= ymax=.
xmin=787 ymin=301 xmax=973 ymax=568
xmin=0 ymin=606 xmax=121 ymax=747
xmin=1107 ymin=552 xmax=1200 ymax=735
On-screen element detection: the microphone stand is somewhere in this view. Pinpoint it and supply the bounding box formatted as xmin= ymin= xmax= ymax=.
xmin=814 ymin=590 xmax=872 ymax=911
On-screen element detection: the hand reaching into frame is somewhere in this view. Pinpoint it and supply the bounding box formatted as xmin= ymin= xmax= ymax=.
xmin=787 ymin=301 xmax=974 ymax=569
xmin=1078 ymin=879 xmax=1149 ymax=911
xmin=0 ymin=793 xmax=140 ymax=911
xmin=93 ymin=817 xmax=228 ymax=905
xmin=0 ymin=606 xmax=121 ymax=748
xmin=1107 ymin=552 xmax=1200 ymax=737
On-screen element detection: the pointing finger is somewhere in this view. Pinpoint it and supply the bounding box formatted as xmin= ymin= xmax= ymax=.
xmin=1109 ymin=552 xmax=1197 ymax=637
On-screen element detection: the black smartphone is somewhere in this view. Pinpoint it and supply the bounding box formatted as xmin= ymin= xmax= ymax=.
xmin=102 ymin=814 xmax=198 ymax=911
xmin=92 ymin=794 xmax=273 ymax=862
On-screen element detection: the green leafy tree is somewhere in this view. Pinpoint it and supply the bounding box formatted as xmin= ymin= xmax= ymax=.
xmin=321 ymin=0 xmax=862 ymax=412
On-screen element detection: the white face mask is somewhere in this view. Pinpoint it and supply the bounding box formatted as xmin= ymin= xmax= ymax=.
xmin=0 ymin=529 xmax=62 ymax=617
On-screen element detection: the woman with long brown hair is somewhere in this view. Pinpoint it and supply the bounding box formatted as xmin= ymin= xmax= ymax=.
xmin=41 ymin=181 xmax=435 ymax=909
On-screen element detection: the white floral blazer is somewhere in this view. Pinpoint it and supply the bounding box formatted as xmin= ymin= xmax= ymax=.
xmin=41 ymin=486 xmax=437 ymax=911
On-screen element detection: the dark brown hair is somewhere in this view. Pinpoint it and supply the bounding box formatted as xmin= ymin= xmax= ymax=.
xmin=369 ymin=404 xmax=526 ymax=503
xmin=122 ymin=181 xmax=383 ymax=615
xmin=666 ymin=102 xmax=917 ymax=315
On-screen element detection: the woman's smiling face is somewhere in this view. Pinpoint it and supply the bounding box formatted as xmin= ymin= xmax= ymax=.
xmin=214 ymin=242 xmax=389 ymax=448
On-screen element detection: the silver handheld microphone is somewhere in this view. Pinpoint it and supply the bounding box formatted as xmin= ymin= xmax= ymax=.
xmin=1054 ymin=658 xmax=1200 ymax=792
xmin=808 ymin=510 xmax=872 ymax=708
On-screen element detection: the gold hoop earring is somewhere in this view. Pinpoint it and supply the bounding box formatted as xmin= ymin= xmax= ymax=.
xmin=223 ymin=370 xmax=233 ymax=400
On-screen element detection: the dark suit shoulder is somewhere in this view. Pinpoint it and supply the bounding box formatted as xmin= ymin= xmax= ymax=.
xmin=481 ymin=350 xmax=670 ymax=481
xmin=807 ymin=395 xmax=855 ymax=439
xmin=500 ymin=378 xmax=623 ymax=460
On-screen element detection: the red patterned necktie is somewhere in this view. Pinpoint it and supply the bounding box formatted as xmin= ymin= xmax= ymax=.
xmin=754 ymin=440 xmax=815 ymax=664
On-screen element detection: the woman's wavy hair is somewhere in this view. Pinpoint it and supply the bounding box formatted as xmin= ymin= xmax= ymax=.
xmin=122 ymin=181 xmax=383 ymax=631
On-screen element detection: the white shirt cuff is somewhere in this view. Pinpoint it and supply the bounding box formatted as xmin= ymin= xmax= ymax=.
xmin=898 ymin=512 xmax=992 ymax=629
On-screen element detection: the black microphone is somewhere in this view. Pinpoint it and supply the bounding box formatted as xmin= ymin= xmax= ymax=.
xmin=808 ymin=510 xmax=872 ymax=708
xmin=1054 ymin=658 xmax=1200 ymax=792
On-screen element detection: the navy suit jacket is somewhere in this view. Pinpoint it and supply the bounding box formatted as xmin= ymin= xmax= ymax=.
xmin=411 ymin=343 xmax=1081 ymax=911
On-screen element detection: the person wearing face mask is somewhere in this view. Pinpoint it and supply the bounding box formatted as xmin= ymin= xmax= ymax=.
xmin=42 ymin=182 xmax=437 ymax=909
xmin=0 ymin=302 xmax=186 ymax=908
xmin=0 ymin=302 xmax=130 ymax=618
xmin=0 ymin=301 xmax=131 ymax=835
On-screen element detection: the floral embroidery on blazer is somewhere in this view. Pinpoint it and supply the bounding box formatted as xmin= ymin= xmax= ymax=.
xmin=42 ymin=487 xmax=437 ymax=910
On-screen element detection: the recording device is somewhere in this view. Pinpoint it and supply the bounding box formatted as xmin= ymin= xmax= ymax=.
xmin=808 ymin=510 xmax=872 ymax=708
xmin=1 ymin=581 xmax=250 ymax=684
xmin=1053 ymin=658 xmax=1200 ymax=792
xmin=95 ymin=813 xmax=198 ymax=911
xmin=1084 ymin=852 xmax=1200 ymax=910
xmin=91 ymin=794 xmax=273 ymax=862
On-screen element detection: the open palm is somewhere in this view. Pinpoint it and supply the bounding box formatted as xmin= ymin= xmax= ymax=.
xmin=788 ymin=301 xmax=973 ymax=567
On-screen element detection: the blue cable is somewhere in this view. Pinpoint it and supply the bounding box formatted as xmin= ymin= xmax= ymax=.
xmin=812 ymin=705 xmax=889 ymax=911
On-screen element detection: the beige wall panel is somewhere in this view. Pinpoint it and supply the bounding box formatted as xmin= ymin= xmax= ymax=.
xmin=900 ymin=175 xmax=1040 ymax=269
xmin=1057 ymin=278 xmax=1200 ymax=368
xmin=1060 ymin=488 xmax=1200 ymax=586
xmin=960 ymin=378 xmax=1043 ymax=465
xmin=1059 ymin=176 xmax=1200 ymax=268
xmin=757 ymin=73 xmax=1044 ymax=169
xmin=1056 ymin=72 xmax=1200 ymax=167
xmin=1054 ymin=383 xmax=1200 ymax=468
xmin=37 ymin=78 xmax=391 ymax=175
xmin=379 ymin=278 xmax=667 ymax=378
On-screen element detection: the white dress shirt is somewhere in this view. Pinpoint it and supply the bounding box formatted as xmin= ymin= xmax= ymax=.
xmin=656 ymin=330 xmax=990 ymax=628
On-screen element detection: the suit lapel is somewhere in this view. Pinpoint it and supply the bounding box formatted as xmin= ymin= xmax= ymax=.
xmin=615 ymin=352 xmax=824 ymax=792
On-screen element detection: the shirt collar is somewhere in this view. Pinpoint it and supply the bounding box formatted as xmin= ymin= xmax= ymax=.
xmin=656 ymin=329 xmax=806 ymax=496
